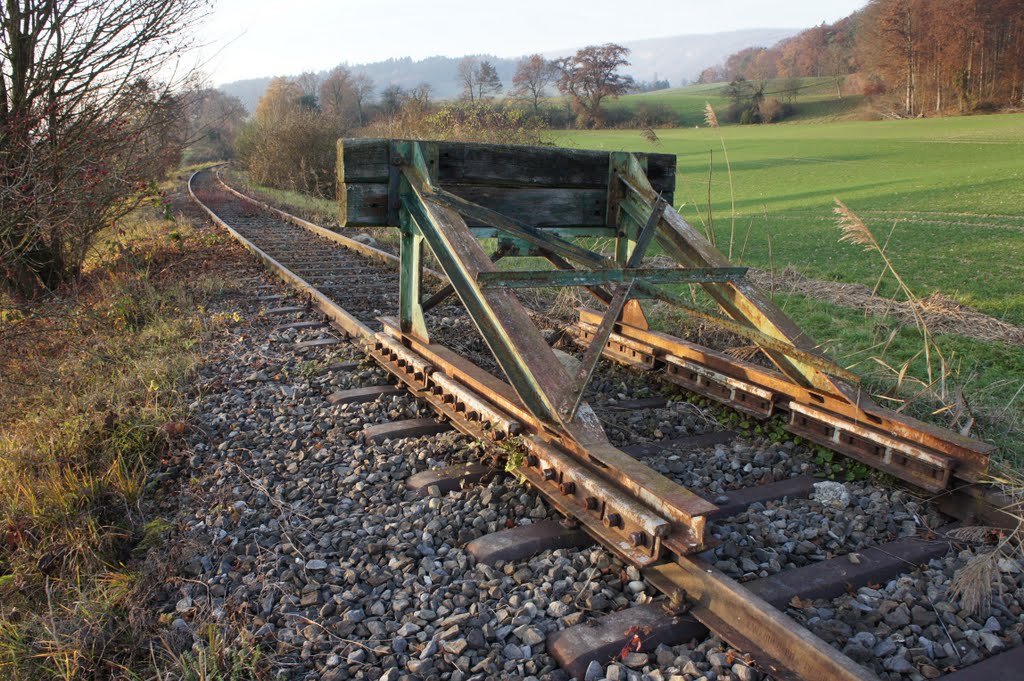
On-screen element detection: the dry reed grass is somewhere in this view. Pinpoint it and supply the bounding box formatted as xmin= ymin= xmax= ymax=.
xmin=947 ymin=465 xmax=1024 ymax=614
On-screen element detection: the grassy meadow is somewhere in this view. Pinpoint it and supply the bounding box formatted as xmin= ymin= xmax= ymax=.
xmin=557 ymin=113 xmax=1024 ymax=324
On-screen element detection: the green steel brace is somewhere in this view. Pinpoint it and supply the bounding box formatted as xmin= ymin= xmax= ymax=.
xmin=390 ymin=140 xmax=862 ymax=443
xmin=394 ymin=140 xmax=607 ymax=441
xmin=609 ymin=151 xmax=865 ymax=399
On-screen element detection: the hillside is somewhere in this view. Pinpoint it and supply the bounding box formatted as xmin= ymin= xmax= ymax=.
xmin=219 ymin=28 xmax=799 ymax=112
xmin=604 ymin=77 xmax=867 ymax=127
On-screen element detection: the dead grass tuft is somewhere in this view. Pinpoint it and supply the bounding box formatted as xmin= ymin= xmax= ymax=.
xmin=703 ymin=102 xmax=720 ymax=129
xmin=834 ymin=199 xmax=956 ymax=408
xmin=747 ymin=266 xmax=1024 ymax=347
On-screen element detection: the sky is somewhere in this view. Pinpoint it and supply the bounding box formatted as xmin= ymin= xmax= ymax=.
xmin=197 ymin=0 xmax=868 ymax=85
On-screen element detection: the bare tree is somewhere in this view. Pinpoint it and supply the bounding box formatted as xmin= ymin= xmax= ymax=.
xmin=408 ymin=82 xmax=433 ymax=108
xmin=380 ymin=84 xmax=406 ymax=114
xmin=319 ymin=66 xmax=360 ymax=127
xmin=457 ymin=56 xmax=480 ymax=102
xmin=458 ymin=57 xmax=502 ymax=102
xmin=1 ymin=0 xmax=207 ymax=297
xmin=556 ymin=44 xmax=635 ymax=128
xmin=294 ymin=72 xmax=322 ymax=99
xmin=185 ymin=88 xmax=247 ymax=162
xmin=512 ymin=54 xmax=559 ymax=113
xmin=351 ymin=73 xmax=375 ymax=126
xmin=320 ymin=67 xmax=351 ymax=116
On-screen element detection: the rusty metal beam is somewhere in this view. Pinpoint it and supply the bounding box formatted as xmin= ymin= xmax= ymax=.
xmin=645 ymin=560 xmax=879 ymax=681
xmin=577 ymin=309 xmax=994 ymax=485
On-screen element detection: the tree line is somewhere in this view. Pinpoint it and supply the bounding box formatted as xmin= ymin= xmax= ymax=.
xmin=701 ymin=0 xmax=1024 ymax=116
xmin=1 ymin=8 xmax=650 ymax=300
xmin=232 ymin=44 xmax=645 ymax=199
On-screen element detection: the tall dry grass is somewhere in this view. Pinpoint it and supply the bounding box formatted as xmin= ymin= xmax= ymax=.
xmin=0 ymin=187 xmax=250 ymax=679
xmin=834 ymin=199 xmax=960 ymax=418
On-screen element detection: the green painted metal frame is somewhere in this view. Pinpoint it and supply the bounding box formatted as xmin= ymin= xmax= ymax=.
xmin=394 ymin=140 xmax=606 ymax=441
xmin=609 ymin=151 xmax=865 ymax=399
xmin=387 ymin=139 xmax=870 ymax=441
xmin=475 ymin=266 xmax=748 ymax=289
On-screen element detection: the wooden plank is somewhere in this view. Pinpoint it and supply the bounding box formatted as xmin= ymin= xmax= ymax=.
xmin=339 ymin=139 xmax=675 ymax=192
xmin=363 ymin=418 xmax=452 ymax=444
xmin=274 ymin=321 xmax=327 ymax=331
xmin=703 ymin=476 xmax=817 ymax=519
xmin=338 ymin=138 xmax=391 ymax=183
xmin=747 ymin=534 xmax=950 ymax=607
xmin=326 ymin=385 xmax=402 ymax=406
xmin=294 ymin=337 xmax=342 ymax=350
xmin=264 ymin=306 xmax=309 ymax=315
xmin=338 ymin=140 xmax=677 ymax=228
xmin=938 ymin=646 xmax=1024 ymax=680
xmin=405 ymin=463 xmax=497 ymax=496
xmin=620 ymin=431 xmax=738 ymax=458
xmin=343 ymin=183 xmax=609 ymax=228
xmin=548 ymin=604 xmax=702 ymax=681
xmin=466 ymin=519 xmax=593 ymax=566
xmin=452 ymin=184 xmax=607 ymax=226
xmin=341 ymin=183 xmax=389 ymax=225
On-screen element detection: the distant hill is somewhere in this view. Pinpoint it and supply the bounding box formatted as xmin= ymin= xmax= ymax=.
xmin=219 ymin=28 xmax=799 ymax=113
xmin=592 ymin=28 xmax=800 ymax=83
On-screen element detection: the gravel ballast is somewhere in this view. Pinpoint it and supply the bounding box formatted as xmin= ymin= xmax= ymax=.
xmin=149 ymin=193 xmax=1023 ymax=681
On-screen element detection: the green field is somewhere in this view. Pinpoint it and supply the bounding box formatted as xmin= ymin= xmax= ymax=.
xmin=557 ymin=113 xmax=1024 ymax=324
xmin=604 ymin=77 xmax=866 ymax=126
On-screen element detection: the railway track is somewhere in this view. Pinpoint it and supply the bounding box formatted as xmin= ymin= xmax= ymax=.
xmin=188 ymin=166 xmax=1021 ymax=681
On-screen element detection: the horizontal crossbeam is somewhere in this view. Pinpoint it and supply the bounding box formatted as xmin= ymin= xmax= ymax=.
xmin=476 ymin=267 xmax=748 ymax=289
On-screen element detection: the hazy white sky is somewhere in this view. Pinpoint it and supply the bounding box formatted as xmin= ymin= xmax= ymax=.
xmin=198 ymin=0 xmax=868 ymax=84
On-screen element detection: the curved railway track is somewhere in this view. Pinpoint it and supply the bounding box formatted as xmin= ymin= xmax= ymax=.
xmin=188 ymin=167 xmax=1022 ymax=681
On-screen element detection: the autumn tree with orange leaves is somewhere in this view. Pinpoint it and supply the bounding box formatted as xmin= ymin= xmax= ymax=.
xmin=556 ymin=44 xmax=635 ymax=128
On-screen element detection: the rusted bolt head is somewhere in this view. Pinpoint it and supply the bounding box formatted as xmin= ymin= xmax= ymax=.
xmin=629 ymin=532 xmax=646 ymax=547
xmin=603 ymin=513 xmax=622 ymax=529
xmin=558 ymin=481 xmax=576 ymax=495
xmin=525 ymin=454 xmax=539 ymax=468
xmin=584 ymin=497 xmax=599 ymax=511
xmin=542 ymin=468 xmax=557 ymax=481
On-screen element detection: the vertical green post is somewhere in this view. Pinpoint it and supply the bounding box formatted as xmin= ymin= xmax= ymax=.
xmin=395 ymin=140 xmax=437 ymax=342
xmin=611 ymin=152 xmax=648 ymax=265
xmin=399 ymin=209 xmax=429 ymax=340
